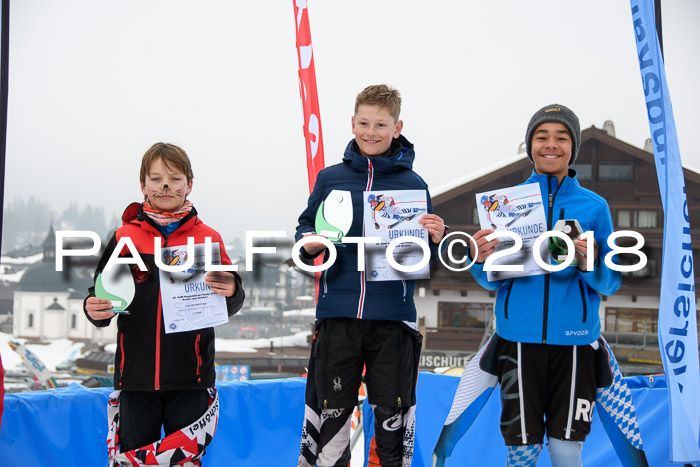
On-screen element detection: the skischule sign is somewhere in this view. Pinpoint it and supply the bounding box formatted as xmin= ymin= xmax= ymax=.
xmin=420 ymin=350 xmax=474 ymax=371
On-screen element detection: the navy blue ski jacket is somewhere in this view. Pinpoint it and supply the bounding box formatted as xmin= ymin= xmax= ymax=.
xmin=295 ymin=135 xmax=438 ymax=323
xmin=469 ymin=170 xmax=621 ymax=346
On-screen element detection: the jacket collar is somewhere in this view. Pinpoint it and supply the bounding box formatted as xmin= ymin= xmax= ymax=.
xmin=526 ymin=168 xmax=580 ymax=195
xmin=342 ymin=134 xmax=415 ymax=174
xmin=121 ymin=202 xmax=199 ymax=234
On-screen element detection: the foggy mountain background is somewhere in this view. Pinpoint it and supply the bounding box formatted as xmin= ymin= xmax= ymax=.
xmin=1 ymin=197 xmax=116 ymax=254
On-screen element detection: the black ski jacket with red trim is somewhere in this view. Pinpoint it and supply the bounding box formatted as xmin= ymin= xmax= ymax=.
xmin=84 ymin=203 xmax=244 ymax=391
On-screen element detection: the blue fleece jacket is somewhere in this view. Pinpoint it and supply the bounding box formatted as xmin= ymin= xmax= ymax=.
xmin=469 ymin=170 xmax=621 ymax=345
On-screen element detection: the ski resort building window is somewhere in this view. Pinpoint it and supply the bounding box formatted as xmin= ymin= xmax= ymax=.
xmin=71 ymin=314 xmax=77 ymax=329
xmin=621 ymin=258 xmax=657 ymax=278
xmin=598 ymin=162 xmax=634 ymax=181
xmin=472 ymin=207 xmax=479 ymax=225
xmin=617 ymin=210 xmax=631 ymax=228
xmin=636 ymin=210 xmax=658 ymax=228
xmin=28 ymin=313 xmax=34 ymax=328
xmin=604 ymin=307 xmax=657 ymax=334
xmin=617 ymin=209 xmax=657 ymax=228
xmin=438 ymin=302 xmax=492 ymax=328
xmin=572 ymin=163 xmax=591 ymax=181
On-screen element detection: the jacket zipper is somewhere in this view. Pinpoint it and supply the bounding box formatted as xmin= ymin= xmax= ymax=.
xmin=119 ymin=332 xmax=125 ymax=388
xmin=357 ymin=160 xmax=374 ymax=318
xmin=195 ymin=333 xmax=202 ymax=383
xmin=155 ymin=293 xmax=162 ymax=390
xmin=401 ymin=280 xmax=407 ymax=301
xmin=504 ymin=281 xmax=513 ymax=319
xmin=542 ymin=177 xmax=563 ymax=344
xmin=578 ymin=280 xmax=587 ymax=323
xmin=322 ymin=270 xmax=328 ymax=296
xmin=154 ymin=235 xmax=167 ymax=390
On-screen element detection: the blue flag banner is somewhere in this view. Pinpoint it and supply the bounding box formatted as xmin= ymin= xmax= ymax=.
xmin=630 ymin=1 xmax=700 ymax=462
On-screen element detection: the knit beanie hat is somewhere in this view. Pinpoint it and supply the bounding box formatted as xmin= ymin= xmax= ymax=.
xmin=525 ymin=104 xmax=581 ymax=165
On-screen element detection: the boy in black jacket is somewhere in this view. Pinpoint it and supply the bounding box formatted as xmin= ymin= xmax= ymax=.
xmin=85 ymin=143 xmax=244 ymax=466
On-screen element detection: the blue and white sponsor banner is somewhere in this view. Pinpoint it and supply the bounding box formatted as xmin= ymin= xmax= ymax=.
xmin=215 ymin=364 xmax=250 ymax=382
xmin=630 ymin=1 xmax=700 ymax=462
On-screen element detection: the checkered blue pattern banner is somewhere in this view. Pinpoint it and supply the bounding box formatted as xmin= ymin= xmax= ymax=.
xmin=596 ymin=340 xmax=643 ymax=450
xmin=506 ymin=444 xmax=541 ymax=466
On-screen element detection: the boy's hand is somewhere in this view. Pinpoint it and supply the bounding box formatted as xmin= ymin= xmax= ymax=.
xmin=418 ymin=214 xmax=446 ymax=244
xmin=574 ymin=236 xmax=598 ymax=272
xmin=205 ymin=271 xmax=237 ymax=297
xmin=301 ymin=236 xmax=328 ymax=256
xmin=470 ymin=229 xmax=499 ymax=263
xmin=86 ymin=297 xmax=116 ymax=320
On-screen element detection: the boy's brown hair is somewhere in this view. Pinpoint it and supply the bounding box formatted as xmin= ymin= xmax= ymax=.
xmin=354 ymin=84 xmax=402 ymax=121
xmin=139 ymin=142 xmax=194 ymax=185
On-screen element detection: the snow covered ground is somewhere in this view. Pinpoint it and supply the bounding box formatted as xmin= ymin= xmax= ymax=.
xmin=0 ymin=252 xmax=42 ymax=282
xmin=0 ymin=253 xmax=43 ymax=265
xmin=0 ymin=332 xmax=83 ymax=371
xmin=351 ymin=430 xmax=365 ymax=466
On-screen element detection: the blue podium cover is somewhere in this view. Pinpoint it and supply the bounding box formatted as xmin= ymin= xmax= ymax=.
xmin=0 ymin=372 xmax=680 ymax=466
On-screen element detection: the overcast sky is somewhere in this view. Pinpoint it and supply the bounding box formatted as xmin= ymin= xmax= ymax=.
xmin=4 ymin=0 xmax=699 ymax=244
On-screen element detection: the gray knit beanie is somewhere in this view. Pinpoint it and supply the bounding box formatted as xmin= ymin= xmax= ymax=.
xmin=525 ymin=104 xmax=581 ymax=165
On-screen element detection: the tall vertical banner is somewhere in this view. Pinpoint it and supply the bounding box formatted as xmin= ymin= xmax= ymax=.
xmin=630 ymin=1 xmax=700 ymax=463
xmin=294 ymin=0 xmax=325 ymax=299
xmin=294 ymin=0 xmax=325 ymax=193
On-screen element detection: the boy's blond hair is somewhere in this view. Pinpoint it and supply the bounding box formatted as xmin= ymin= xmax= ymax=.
xmin=354 ymin=84 xmax=401 ymax=121
xmin=139 ymin=142 xmax=194 ymax=185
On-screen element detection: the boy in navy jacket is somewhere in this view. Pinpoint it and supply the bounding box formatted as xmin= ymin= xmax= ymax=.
xmin=297 ymin=85 xmax=445 ymax=467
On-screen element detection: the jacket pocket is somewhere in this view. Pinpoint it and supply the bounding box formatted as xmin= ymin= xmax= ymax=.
xmin=578 ymin=280 xmax=588 ymax=323
xmin=118 ymin=332 xmax=125 ymax=387
xmin=195 ymin=333 xmax=202 ymax=383
xmin=312 ymin=320 xmax=328 ymax=408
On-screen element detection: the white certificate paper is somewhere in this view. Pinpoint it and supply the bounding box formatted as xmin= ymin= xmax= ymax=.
xmin=363 ymin=189 xmax=430 ymax=281
xmin=159 ymin=242 xmax=228 ymax=334
xmin=475 ymin=183 xmax=549 ymax=281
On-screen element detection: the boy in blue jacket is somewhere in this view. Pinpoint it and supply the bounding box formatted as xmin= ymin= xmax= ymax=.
xmin=468 ymin=104 xmax=620 ymax=466
xmin=296 ymin=84 xmax=445 ymax=467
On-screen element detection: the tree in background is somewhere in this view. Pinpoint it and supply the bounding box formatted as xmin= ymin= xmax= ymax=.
xmin=1 ymin=196 xmax=112 ymax=254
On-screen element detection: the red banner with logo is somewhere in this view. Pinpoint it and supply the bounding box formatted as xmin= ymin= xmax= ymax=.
xmin=293 ymin=0 xmax=325 ymax=193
